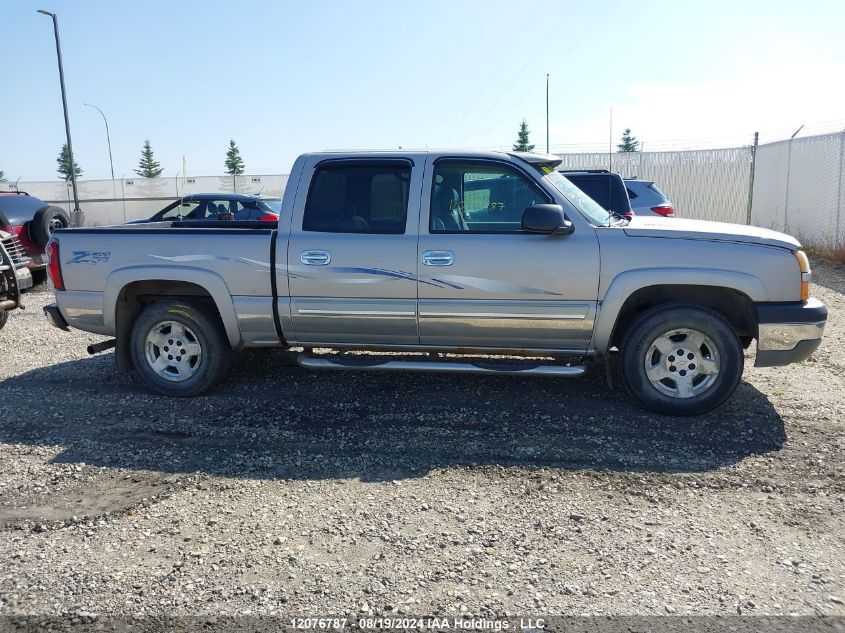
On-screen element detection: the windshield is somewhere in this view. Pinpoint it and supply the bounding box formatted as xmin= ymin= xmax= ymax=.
xmin=540 ymin=170 xmax=613 ymax=225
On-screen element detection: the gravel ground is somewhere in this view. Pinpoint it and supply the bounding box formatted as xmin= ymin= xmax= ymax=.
xmin=0 ymin=263 xmax=843 ymax=621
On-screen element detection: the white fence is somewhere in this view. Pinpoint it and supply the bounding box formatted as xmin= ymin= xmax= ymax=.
xmin=751 ymin=132 xmax=845 ymax=249
xmin=6 ymin=131 xmax=845 ymax=251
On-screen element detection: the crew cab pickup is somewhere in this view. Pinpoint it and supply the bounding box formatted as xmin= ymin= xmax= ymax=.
xmin=43 ymin=151 xmax=827 ymax=415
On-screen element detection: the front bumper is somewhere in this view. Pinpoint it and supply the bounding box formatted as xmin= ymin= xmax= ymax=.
xmin=755 ymin=298 xmax=827 ymax=367
xmin=15 ymin=266 xmax=32 ymax=291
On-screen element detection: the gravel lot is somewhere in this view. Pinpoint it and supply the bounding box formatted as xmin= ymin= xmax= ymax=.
xmin=0 ymin=263 xmax=843 ymax=621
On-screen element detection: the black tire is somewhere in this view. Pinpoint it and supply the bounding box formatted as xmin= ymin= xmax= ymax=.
xmin=0 ymin=309 xmax=7 ymax=331
xmin=620 ymin=304 xmax=743 ymax=416
xmin=129 ymin=299 xmax=232 ymax=397
xmin=29 ymin=206 xmax=70 ymax=248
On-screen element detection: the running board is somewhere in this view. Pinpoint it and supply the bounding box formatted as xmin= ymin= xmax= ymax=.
xmin=296 ymin=354 xmax=586 ymax=377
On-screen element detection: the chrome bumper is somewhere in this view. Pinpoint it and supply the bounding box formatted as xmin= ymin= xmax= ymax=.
xmin=755 ymin=298 xmax=827 ymax=367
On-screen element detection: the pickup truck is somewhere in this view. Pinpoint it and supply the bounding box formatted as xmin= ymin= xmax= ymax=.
xmin=43 ymin=150 xmax=827 ymax=415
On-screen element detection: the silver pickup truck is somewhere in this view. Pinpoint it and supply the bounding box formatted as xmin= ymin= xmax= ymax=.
xmin=43 ymin=150 xmax=827 ymax=415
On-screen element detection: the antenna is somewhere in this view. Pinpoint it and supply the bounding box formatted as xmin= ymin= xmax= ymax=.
xmin=546 ymin=73 xmax=550 ymax=154
xmin=608 ymin=108 xmax=613 ymax=213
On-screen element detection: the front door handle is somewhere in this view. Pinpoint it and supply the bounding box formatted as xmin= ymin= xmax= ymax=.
xmin=422 ymin=250 xmax=454 ymax=266
xmin=300 ymin=249 xmax=331 ymax=266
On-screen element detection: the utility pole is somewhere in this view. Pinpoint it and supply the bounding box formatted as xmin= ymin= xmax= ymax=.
xmin=545 ymin=73 xmax=550 ymax=154
xmin=38 ymin=9 xmax=83 ymax=226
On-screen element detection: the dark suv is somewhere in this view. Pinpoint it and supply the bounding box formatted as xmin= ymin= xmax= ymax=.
xmin=558 ymin=170 xmax=633 ymax=217
xmin=0 ymin=191 xmax=70 ymax=280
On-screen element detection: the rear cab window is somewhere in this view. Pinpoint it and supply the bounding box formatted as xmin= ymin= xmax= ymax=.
xmin=303 ymin=162 xmax=411 ymax=234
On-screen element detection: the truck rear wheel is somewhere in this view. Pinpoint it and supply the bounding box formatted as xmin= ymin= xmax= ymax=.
xmin=620 ymin=304 xmax=743 ymax=416
xmin=129 ymin=300 xmax=231 ymax=397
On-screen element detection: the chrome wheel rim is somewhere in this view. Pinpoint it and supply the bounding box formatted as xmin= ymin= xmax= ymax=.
xmin=144 ymin=320 xmax=202 ymax=382
xmin=644 ymin=328 xmax=720 ymax=399
xmin=49 ymin=216 xmax=66 ymax=233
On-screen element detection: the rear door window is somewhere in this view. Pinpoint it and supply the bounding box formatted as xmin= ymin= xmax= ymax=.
xmin=303 ymin=162 xmax=410 ymax=234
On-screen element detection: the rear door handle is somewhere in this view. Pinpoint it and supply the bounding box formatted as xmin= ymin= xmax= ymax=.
xmin=300 ymin=249 xmax=331 ymax=266
xmin=422 ymin=250 xmax=454 ymax=266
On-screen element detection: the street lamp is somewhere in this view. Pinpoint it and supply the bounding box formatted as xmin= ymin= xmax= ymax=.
xmin=84 ymin=102 xmax=116 ymax=197
xmin=38 ymin=9 xmax=83 ymax=226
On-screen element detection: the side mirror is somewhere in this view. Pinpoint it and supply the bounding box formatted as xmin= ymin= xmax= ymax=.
xmin=521 ymin=204 xmax=574 ymax=235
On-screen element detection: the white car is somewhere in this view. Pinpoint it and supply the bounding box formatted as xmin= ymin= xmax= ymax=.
xmin=625 ymin=179 xmax=675 ymax=217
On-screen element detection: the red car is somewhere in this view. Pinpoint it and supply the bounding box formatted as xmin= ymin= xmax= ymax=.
xmin=0 ymin=191 xmax=69 ymax=282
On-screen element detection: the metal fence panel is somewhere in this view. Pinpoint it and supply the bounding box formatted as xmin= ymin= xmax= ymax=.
xmin=555 ymin=148 xmax=752 ymax=224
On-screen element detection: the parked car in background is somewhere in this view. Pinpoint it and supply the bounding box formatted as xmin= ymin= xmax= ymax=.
xmin=0 ymin=191 xmax=69 ymax=280
xmin=625 ymin=178 xmax=675 ymax=217
xmin=129 ymin=193 xmax=279 ymax=224
xmin=558 ymin=170 xmax=634 ymax=218
xmin=0 ymin=228 xmax=31 ymax=330
xmin=261 ymin=197 xmax=282 ymax=214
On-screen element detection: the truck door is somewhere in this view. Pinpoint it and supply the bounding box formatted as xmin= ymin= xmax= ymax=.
xmin=286 ymin=155 xmax=422 ymax=346
xmin=416 ymin=156 xmax=600 ymax=351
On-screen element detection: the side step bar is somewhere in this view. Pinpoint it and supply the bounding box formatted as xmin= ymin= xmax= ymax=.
xmin=296 ymin=354 xmax=586 ymax=377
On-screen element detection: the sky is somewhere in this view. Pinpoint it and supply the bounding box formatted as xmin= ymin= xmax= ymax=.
xmin=2 ymin=0 xmax=844 ymax=181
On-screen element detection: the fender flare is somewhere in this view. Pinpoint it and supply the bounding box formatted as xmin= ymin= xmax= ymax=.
xmin=103 ymin=265 xmax=241 ymax=347
xmin=590 ymin=267 xmax=768 ymax=353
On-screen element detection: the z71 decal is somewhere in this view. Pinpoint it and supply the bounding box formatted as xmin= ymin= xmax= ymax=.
xmin=66 ymin=251 xmax=111 ymax=265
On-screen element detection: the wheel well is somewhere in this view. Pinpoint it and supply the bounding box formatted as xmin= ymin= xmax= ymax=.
xmin=114 ymin=280 xmax=222 ymax=372
xmin=609 ymin=285 xmax=757 ymax=350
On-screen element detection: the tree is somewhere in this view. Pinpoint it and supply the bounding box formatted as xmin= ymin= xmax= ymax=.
xmin=512 ymin=119 xmax=535 ymax=152
xmin=135 ymin=139 xmax=164 ymax=178
xmin=56 ymin=143 xmax=82 ymax=181
xmin=617 ymin=128 xmax=640 ymax=153
xmin=224 ymin=140 xmax=245 ymax=175
xmin=0 ymin=168 xmax=5 ymax=182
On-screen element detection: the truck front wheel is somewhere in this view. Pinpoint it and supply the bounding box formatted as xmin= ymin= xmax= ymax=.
xmin=129 ymin=300 xmax=231 ymax=397
xmin=620 ymin=304 xmax=743 ymax=416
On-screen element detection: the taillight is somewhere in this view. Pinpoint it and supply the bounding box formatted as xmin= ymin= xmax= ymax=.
xmin=6 ymin=224 xmax=41 ymax=253
xmin=624 ymin=211 xmax=634 ymax=218
xmin=47 ymin=240 xmax=64 ymax=291
xmin=258 ymin=213 xmax=279 ymax=222
xmin=651 ymin=205 xmax=675 ymax=217
xmin=795 ymin=250 xmax=810 ymax=301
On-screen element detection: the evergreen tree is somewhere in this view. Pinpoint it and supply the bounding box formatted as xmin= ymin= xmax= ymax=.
xmin=512 ymin=119 xmax=535 ymax=152
xmin=0 ymin=168 xmax=5 ymax=182
xmin=617 ymin=128 xmax=640 ymax=153
xmin=135 ymin=139 xmax=164 ymax=178
xmin=56 ymin=144 xmax=82 ymax=181
xmin=224 ymin=140 xmax=245 ymax=175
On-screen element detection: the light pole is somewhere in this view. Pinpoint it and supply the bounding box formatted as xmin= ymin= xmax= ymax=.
xmin=38 ymin=9 xmax=83 ymax=226
xmin=84 ymin=102 xmax=116 ymax=197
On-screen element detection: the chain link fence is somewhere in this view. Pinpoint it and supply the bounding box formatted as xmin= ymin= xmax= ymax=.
xmin=5 ymin=131 xmax=845 ymax=253
xmin=555 ymin=148 xmax=754 ymax=224
xmin=751 ymin=131 xmax=845 ymax=250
